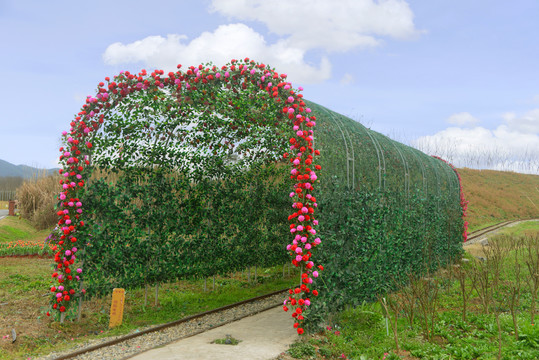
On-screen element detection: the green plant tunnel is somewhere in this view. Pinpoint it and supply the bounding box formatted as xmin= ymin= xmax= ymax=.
xmin=56 ymin=62 xmax=464 ymax=326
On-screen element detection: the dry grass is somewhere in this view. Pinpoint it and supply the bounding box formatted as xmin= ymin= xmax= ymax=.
xmin=16 ymin=174 xmax=60 ymax=230
xmin=0 ymin=201 xmax=7 ymax=210
xmin=458 ymin=168 xmax=539 ymax=231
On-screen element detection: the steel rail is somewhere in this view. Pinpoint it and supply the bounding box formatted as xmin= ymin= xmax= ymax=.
xmin=465 ymin=220 xmax=519 ymax=242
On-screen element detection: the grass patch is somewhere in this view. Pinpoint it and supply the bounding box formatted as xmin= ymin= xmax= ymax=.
xmin=0 ymin=216 xmax=52 ymax=244
xmin=500 ymin=220 xmax=539 ymax=237
xmin=0 ymin=201 xmax=8 ymax=209
xmin=212 ymin=335 xmax=242 ymax=345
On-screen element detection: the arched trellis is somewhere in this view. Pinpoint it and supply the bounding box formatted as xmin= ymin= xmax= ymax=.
xmin=48 ymin=58 xmax=321 ymax=334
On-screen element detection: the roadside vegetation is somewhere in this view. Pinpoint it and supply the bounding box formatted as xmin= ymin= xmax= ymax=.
xmin=0 ymin=217 xmax=53 ymax=258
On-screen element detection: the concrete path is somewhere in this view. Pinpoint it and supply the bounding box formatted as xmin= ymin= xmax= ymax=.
xmin=130 ymin=306 xmax=298 ymax=360
xmin=0 ymin=210 xmax=8 ymax=221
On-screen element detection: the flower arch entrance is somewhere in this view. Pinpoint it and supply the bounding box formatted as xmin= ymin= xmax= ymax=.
xmin=49 ymin=58 xmax=322 ymax=334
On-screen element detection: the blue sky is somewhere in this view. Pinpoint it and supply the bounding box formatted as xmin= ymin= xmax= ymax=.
xmin=1 ymin=0 xmax=538 ymax=173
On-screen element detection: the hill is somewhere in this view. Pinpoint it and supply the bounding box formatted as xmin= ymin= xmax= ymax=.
xmin=0 ymin=159 xmax=58 ymax=178
xmin=458 ymin=167 xmax=539 ymax=231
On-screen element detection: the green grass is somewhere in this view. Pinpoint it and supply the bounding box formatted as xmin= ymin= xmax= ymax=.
xmin=212 ymin=335 xmax=242 ymax=345
xmin=0 ymin=216 xmax=52 ymax=243
xmin=500 ymin=220 xmax=539 ymax=236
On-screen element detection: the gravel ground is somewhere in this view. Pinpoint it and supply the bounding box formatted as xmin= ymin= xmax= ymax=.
xmin=37 ymin=293 xmax=285 ymax=360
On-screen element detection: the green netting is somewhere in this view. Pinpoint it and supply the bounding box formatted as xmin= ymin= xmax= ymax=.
xmin=304 ymin=101 xmax=463 ymax=325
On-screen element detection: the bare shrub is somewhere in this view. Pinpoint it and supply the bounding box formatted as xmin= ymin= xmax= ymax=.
xmin=524 ymin=233 xmax=539 ymax=325
xmin=408 ymin=271 xmax=440 ymax=341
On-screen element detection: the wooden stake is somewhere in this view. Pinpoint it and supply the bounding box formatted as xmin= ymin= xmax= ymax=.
xmin=77 ymin=281 xmax=84 ymax=321
xmin=144 ymin=283 xmax=148 ymax=306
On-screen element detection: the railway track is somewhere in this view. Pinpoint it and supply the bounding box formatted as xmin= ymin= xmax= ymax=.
xmin=43 ymin=289 xmax=288 ymax=360
xmin=464 ymin=218 xmax=539 ymax=245
xmin=465 ymin=220 xmax=520 ymax=243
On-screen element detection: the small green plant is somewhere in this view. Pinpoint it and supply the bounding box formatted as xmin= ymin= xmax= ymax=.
xmin=318 ymin=347 xmax=332 ymax=357
xmin=212 ymin=334 xmax=241 ymax=345
xmin=287 ymin=341 xmax=316 ymax=358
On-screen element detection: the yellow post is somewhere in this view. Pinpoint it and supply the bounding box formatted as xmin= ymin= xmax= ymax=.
xmin=109 ymin=288 xmax=126 ymax=329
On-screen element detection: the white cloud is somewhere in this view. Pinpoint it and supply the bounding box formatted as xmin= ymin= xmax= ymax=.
xmin=102 ymin=24 xmax=331 ymax=84
xmin=340 ymin=73 xmax=354 ymax=85
xmin=209 ymin=0 xmax=421 ymax=52
xmin=412 ymin=109 xmax=539 ymax=174
xmin=502 ymin=109 xmax=539 ymax=134
xmin=103 ymin=1 xmax=420 ymax=85
xmin=446 ymin=112 xmax=480 ymax=126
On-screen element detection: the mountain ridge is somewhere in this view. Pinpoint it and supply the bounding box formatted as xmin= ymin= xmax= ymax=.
xmin=0 ymin=159 xmax=58 ymax=178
